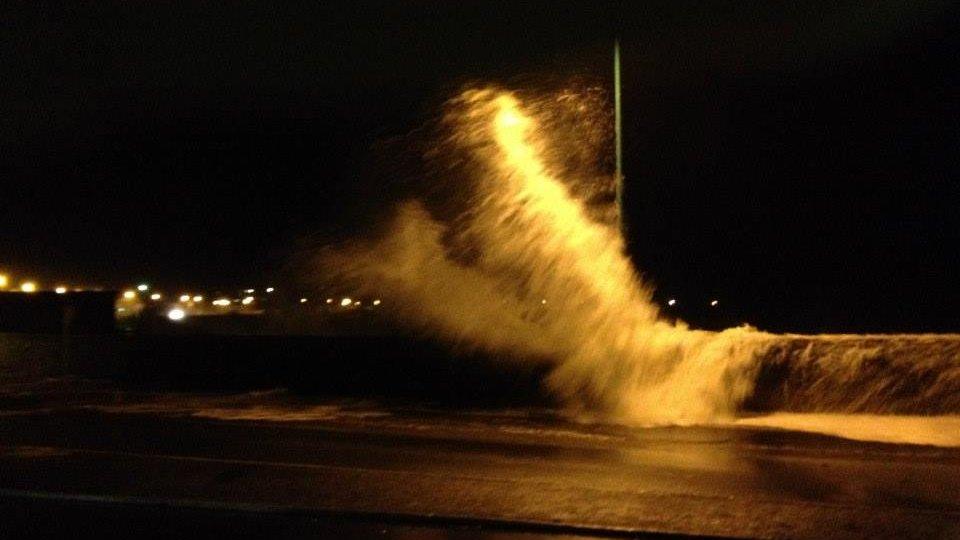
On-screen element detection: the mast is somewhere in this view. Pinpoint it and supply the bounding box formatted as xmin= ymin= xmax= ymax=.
xmin=614 ymin=39 xmax=624 ymax=233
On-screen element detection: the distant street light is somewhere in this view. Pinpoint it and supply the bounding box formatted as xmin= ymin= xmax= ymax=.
xmin=0 ymin=274 xmax=8 ymax=289
xmin=137 ymin=284 xmax=149 ymax=292
xmin=55 ymin=286 xmax=67 ymax=294
xmin=710 ymin=299 xmax=719 ymax=307
xmin=667 ymin=299 xmax=677 ymax=306
xmin=340 ymin=297 xmax=352 ymax=307
xmin=122 ymin=290 xmax=136 ymax=300
xmin=179 ymin=294 xmax=191 ymax=302
xmin=20 ymin=282 xmax=37 ymax=293
xmin=150 ymin=293 xmax=162 ymax=301
xmin=167 ymin=308 xmax=186 ymax=321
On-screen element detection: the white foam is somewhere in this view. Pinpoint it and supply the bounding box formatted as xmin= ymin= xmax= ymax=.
xmin=732 ymin=413 xmax=960 ymax=447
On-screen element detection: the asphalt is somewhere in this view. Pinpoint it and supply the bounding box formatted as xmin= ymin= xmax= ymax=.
xmin=0 ymin=401 xmax=959 ymax=539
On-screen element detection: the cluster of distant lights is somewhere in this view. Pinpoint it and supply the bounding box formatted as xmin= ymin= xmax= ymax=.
xmin=115 ymin=283 xmax=278 ymax=321
xmin=118 ymin=284 xmax=269 ymax=316
xmin=5 ymin=272 xmax=715 ymax=322
xmin=0 ymin=273 xmax=44 ymax=293
xmin=666 ymin=298 xmax=720 ymax=307
xmin=116 ymin=285 xmax=383 ymax=323
xmin=117 ymin=284 xmax=302 ymax=322
xmin=324 ymin=296 xmax=381 ymax=308
xmin=0 ymin=275 xmax=382 ymax=323
xmin=0 ymin=271 xmax=117 ymax=295
xmin=162 ymin=295 xmax=381 ymax=322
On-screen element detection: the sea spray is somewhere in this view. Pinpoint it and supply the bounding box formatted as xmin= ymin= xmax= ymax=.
xmin=321 ymin=86 xmax=960 ymax=425
xmin=324 ymin=87 xmax=768 ymax=423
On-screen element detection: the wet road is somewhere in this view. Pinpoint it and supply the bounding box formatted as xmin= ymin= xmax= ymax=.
xmin=1 ymin=402 xmax=959 ymax=539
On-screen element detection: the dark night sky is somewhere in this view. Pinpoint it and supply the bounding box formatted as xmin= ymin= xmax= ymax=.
xmin=2 ymin=1 xmax=959 ymax=332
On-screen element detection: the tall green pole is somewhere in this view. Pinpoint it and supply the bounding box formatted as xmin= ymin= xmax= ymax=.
xmin=614 ymin=39 xmax=624 ymax=233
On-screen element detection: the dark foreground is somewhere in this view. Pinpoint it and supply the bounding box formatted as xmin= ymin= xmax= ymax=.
xmin=1 ymin=398 xmax=959 ymax=539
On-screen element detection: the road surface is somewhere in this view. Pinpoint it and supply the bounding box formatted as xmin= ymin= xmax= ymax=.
xmin=1 ymin=393 xmax=959 ymax=539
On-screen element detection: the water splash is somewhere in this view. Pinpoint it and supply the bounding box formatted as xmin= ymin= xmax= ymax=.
xmin=323 ymin=86 xmax=960 ymax=430
xmin=325 ymin=87 xmax=764 ymax=423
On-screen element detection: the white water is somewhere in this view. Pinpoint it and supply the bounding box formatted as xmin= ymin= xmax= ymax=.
xmin=322 ymin=86 xmax=960 ymax=445
xmin=733 ymin=414 xmax=960 ymax=447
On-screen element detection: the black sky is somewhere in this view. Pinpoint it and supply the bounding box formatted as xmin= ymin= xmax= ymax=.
xmin=2 ymin=1 xmax=959 ymax=332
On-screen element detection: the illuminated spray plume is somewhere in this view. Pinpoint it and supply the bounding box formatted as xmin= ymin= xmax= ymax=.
xmin=328 ymin=87 xmax=764 ymax=423
xmin=325 ymin=86 xmax=960 ymax=430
